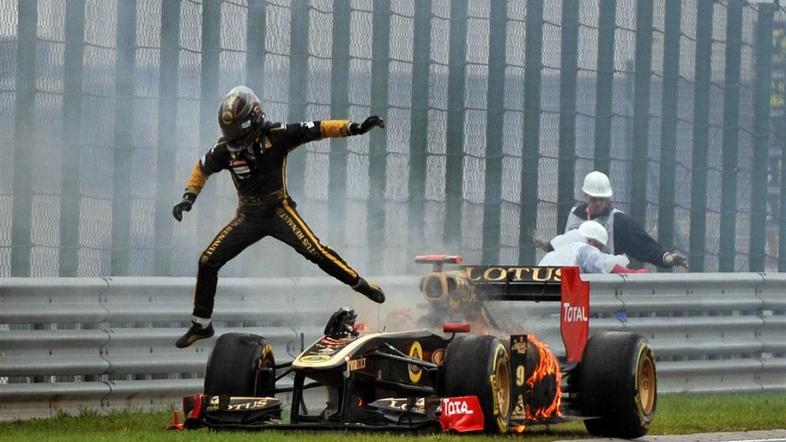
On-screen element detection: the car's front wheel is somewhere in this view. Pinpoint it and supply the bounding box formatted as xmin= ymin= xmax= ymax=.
xmin=442 ymin=335 xmax=511 ymax=433
xmin=203 ymin=333 xmax=275 ymax=397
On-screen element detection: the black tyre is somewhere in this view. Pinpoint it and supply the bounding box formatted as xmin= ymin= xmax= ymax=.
xmin=442 ymin=335 xmax=511 ymax=433
xmin=579 ymin=332 xmax=657 ymax=438
xmin=204 ymin=333 xmax=275 ymax=397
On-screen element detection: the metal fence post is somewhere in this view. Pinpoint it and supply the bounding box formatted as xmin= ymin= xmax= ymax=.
xmin=750 ymin=3 xmax=775 ymax=271
xmin=407 ymin=0 xmax=431 ymax=266
xmin=557 ymin=0 xmax=579 ymax=234
xmin=244 ymin=1 xmax=265 ymax=278
xmin=279 ymin=0 xmax=310 ymax=276
xmin=196 ymin=0 xmax=221 ymax=251
xmin=630 ymin=0 xmax=653 ymax=231
xmin=773 ymin=11 xmax=786 ymax=271
xmin=593 ymin=0 xmax=616 ymax=173
xmin=11 ymin=0 xmax=37 ymax=276
xmin=719 ymin=0 xmax=743 ymax=272
xmin=111 ymin=0 xmax=137 ymax=276
xmin=286 ymin=0 xmax=310 ymax=198
xmin=519 ymin=0 xmax=544 ymax=263
xmin=443 ymin=0 xmax=468 ymax=248
xmin=481 ymin=0 xmax=507 ymax=264
xmin=246 ymin=0 xmax=266 ymax=94
xmin=59 ymin=0 xmax=85 ymax=276
xmin=368 ymin=0 xmax=391 ymax=273
xmin=689 ymin=0 xmax=714 ymax=272
xmin=781 ymin=102 xmax=786 ymax=271
xmin=327 ymin=0 xmax=351 ymax=252
xmin=154 ymin=0 xmax=181 ymax=276
xmin=657 ymin=0 xmax=681 ymax=271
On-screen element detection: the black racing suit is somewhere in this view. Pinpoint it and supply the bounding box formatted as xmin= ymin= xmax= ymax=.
xmin=184 ymin=120 xmax=360 ymax=319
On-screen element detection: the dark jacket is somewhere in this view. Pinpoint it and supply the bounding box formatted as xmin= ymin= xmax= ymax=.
xmin=567 ymin=203 xmax=668 ymax=267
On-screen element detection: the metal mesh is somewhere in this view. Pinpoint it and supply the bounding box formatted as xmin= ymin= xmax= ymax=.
xmin=2 ymin=0 xmax=785 ymax=277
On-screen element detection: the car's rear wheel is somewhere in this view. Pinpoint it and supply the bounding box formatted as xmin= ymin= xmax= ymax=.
xmin=579 ymin=332 xmax=657 ymax=438
xmin=443 ymin=335 xmax=511 ymax=433
xmin=204 ymin=333 xmax=275 ymax=397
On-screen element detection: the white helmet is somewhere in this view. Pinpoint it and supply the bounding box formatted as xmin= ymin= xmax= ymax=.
xmin=578 ymin=220 xmax=608 ymax=247
xmin=582 ymin=171 xmax=613 ymax=198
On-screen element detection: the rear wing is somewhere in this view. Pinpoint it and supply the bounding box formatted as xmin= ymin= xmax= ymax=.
xmin=416 ymin=255 xmax=589 ymax=362
xmin=459 ymin=265 xmax=563 ymax=301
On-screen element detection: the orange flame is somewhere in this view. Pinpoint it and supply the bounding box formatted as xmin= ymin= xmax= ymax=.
xmin=525 ymin=334 xmax=562 ymax=419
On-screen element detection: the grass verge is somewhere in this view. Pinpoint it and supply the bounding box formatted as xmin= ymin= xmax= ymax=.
xmin=0 ymin=392 xmax=784 ymax=441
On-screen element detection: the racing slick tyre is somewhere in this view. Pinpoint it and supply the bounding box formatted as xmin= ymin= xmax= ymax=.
xmin=579 ymin=332 xmax=657 ymax=438
xmin=204 ymin=333 xmax=275 ymax=397
xmin=443 ymin=335 xmax=511 ymax=433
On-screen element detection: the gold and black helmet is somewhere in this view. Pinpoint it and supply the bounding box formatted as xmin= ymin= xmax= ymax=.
xmin=218 ymin=86 xmax=266 ymax=152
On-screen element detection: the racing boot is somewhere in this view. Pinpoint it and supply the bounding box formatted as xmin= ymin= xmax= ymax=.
xmin=352 ymin=277 xmax=385 ymax=304
xmin=175 ymin=321 xmax=215 ymax=348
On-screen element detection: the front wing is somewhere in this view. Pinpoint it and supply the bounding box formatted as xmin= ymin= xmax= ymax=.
xmin=179 ymin=394 xmax=489 ymax=432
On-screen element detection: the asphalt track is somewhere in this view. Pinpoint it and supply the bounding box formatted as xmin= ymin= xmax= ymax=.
xmin=559 ymin=429 xmax=786 ymax=442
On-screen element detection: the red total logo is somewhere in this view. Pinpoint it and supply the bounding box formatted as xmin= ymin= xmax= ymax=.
xmin=442 ymin=398 xmax=474 ymax=416
xmin=439 ymin=396 xmax=484 ymax=433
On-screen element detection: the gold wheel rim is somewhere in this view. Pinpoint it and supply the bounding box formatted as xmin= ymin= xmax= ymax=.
xmin=494 ymin=350 xmax=511 ymax=419
xmin=638 ymin=354 xmax=655 ymax=415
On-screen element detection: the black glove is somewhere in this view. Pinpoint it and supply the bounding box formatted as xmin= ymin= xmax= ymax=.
xmin=172 ymin=192 xmax=197 ymax=222
xmin=349 ymin=116 xmax=385 ymax=135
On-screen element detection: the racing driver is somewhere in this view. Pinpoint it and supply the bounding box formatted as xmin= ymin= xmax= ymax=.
xmin=172 ymin=86 xmax=386 ymax=348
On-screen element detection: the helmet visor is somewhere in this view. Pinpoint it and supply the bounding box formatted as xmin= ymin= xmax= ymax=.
xmin=226 ymin=131 xmax=256 ymax=153
xmin=223 ymin=116 xmax=260 ymax=152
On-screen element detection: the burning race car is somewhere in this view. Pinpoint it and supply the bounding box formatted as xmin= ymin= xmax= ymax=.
xmin=175 ymin=256 xmax=656 ymax=437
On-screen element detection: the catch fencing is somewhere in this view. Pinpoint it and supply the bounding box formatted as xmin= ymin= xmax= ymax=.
xmin=2 ymin=1 xmax=786 ymax=278
xmin=1 ymin=273 xmax=784 ymax=420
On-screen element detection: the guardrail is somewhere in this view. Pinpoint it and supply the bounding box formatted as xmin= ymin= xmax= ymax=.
xmin=1 ymin=273 xmax=784 ymax=420
xmin=0 ymin=276 xmax=417 ymax=420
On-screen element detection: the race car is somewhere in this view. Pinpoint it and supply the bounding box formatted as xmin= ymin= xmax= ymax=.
xmin=175 ymin=256 xmax=656 ymax=437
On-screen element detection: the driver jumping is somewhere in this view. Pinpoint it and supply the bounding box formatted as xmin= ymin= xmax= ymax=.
xmin=172 ymin=86 xmax=386 ymax=348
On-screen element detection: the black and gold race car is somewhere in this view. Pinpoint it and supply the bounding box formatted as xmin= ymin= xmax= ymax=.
xmin=177 ymin=256 xmax=656 ymax=437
